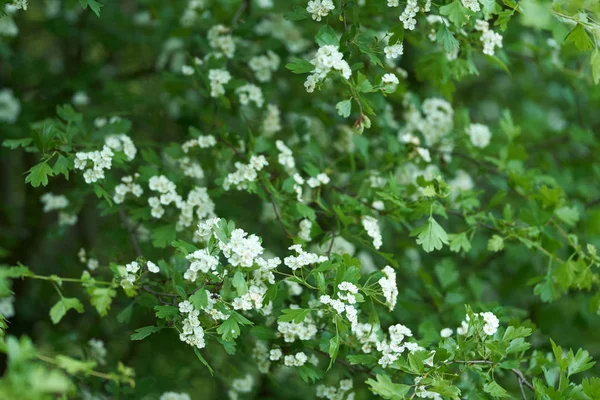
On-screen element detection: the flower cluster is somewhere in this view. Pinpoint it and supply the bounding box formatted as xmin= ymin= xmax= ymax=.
xmin=306 ymin=0 xmax=335 ymax=22
xmin=376 ymin=324 xmax=423 ymax=368
xmin=88 ymin=338 xmax=107 ymax=365
xmin=220 ymin=228 xmax=264 ymax=267
xmin=207 ymin=25 xmax=235 ymax=58
xmin=40 ymin=193 xmax=77 ymax=226
xmin=399 ymin=0 xmax=419 ymax=30
xmin=183 ymin=249 xmax=219 ymax=282
xmin=307 ymin=172 xmax=330 ymax=188
xmin=466 ymin=123 xmax=492 ymax=148
xmin=114 ymin=175 xmax=143 ymax=204
xmin=283 ymin=351 xmax=308 ymax=367
xmin=298 ymin=219 xmax=312 ymax=241
xmin=120 ymin=261 xmax=141 ymax=289
xmin=232 ymin=285 xmax=267 ymax=311
xmin=305 ymin=45 xmax=351 ymax=93
xmin=461 ymin=0 xmax=480 ymax=12
xmin=208 ymin=68 xmax=232 ymax=98
xmin=78 ymin=248 xmax=99 ymax=271
xmin=105 ymin=134 xmax=137 ymax=161
xmin=284 ymin=244 xmax=328 ymax=271
xmin=160 ymin=393 xmax=191 ymax=400
xmin=0 ymin=296 xmax=15 ymax=318
xmin=0 ymin=88 xmax=20 ymax=123
xmin=178 ymin=157 xmax=205 ymax=179
xmin=378 ymin=266 xmax=398 ymax=311
xmin=223 ymin=155 xmax=268 ymax=191
xmin=316 ymin=379 xmax=354 ymax=400
xmin=475 ymin=20 xmax=503 ymax=56
xmin=236 ymin=84 xmax=264 ymax=107
xmin=249 ymin=51 xmax=280 ymax=82
xmin=320 ymin=282 xmax=360 ymax=331
xmin=457 ymin=311 xmax=499 ymax=336
xmin=276 ymin=140 xmax=296 ymax=174
xmin=229 ymin=374 xmax=253 ymax=400
xmin=74 ymin=146 xmax=113 ymax=184
xmin=180 ymin=0 xmax=204 ymax=27
xmin=277 ymin=314 xmax=318 ymax=342
xmin=362 ymin=216 xmax=382 ymax=250
xmin=178 ymin=301 xmax=206 ymax=349
xmin=182 ymin=135 xmax=217 ymax=153
xmin=262 ymin=104 xmax=282 ymax=136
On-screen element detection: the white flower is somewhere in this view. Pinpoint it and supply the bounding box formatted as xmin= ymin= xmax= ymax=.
xmin=481 ymin=311 xmax=499 ymax=336
xmin=362 ymin=216 xmax=382 ymax=250
xmin=208 ymin=69 xmax=232 ymax=98
xmin=160 ymin=392 xmax=191 ymax=400
xmin=466 ymin=123 xmax=492 ymax=148
xmin=481 ymin=29 xmax=503 ymax=56
xmin=378 ymin=266 xmax=398 ymax=311
xmin=306 ymin=0 xmax=335 ymax=21
xmin=384 ymin=43 xmax=404 ymax=59
xmin=461 ymin=0 xmax=480 ymax=12
xmin=305 ymin=45 xmax=351 ymax=93
xmin=440 ymin=328 xmax=453 ymax=338
xmin=207 ymin=25 xmax=235 ymax=58
xmin=248 ymin=51 xmax=280 ymax=82
xmin=72 ymin=91 xmax=90 ymax=106
xmin=0 ymin=89 xmax=21 ymax=123
xmin=262 ymin=104 xmax=282 ymax=136
xmin=236 ymin=84 xmax=264 ymax=107
xmin=0 ymin=296 xmax=15 ymax=318
xmin=181 ymin=65 xmax=194 ymax=75
xmin=399 ymin=0 xmax=419 ymax=30
xmin=147 ymin=261 xmax=160 ymax=273
xmin=298 ymin=219 xmax=312 ymax=241
xmin=269 ymin=348 xmax=282 ymax=361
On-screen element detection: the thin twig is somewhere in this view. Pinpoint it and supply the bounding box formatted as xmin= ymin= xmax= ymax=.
xmin=327 ymin=230 xmax=337 ymax=257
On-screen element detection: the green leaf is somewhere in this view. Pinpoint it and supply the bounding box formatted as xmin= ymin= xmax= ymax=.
xmin=278 ymin=308 xmax=311 ymax=323
xmin=440 ymin=1 xmax=468 ymax=27
xmin=336 ymin=99 xmax=352 ymax=118
xmin=448 ymin=232 xmax=471 ymax=253
xmin=565 ymin=24 xmax=594 ymax=51
xmin=56 ymin=104 xmax=82 ymax=122
xmin=567 ymin=348 xmax=596 ymax=377
xmin=56 ymin=355 xmax=97 ymax=375
xmin=3 ymin=138 xmax=32 ymax=149
xmin=78 ymin=0 xmax=102 ymax=17
xmin=388 ymin=24 xmax=404 ymax=45
xmin=297 ymin=364 xmax=324 ymax=383
xmin=189 ymin=289 xmax=209 ymax=310
xmin=503 ymin=326 xmax=532 ymax=341
xmin=366 ymin=374 xmax=411 ymax=399
xmin=487 ymin=235 xmax=504 ymax=252
xmin=52 ymin=155 xmax=71 ymax=179
xmin=171 ymin=239 xmax=197 ymax=255
xmin=217 ymin=317 xmax=240 ymax=341
xmin=89 ymin=287 xmax=116 ymax=317
xmin=232 ymin=270 xmax=248 ymax=295
xmin=483 ymin=381 xmax=510 ymax=398
xmin=285 ymin=58 xmax=315 ymax=74
xmin=592 ymin=48 xmax=600 ymax=85
xmin=155 ymin=305 xmax=178 ymax=320
xmin=130 ymin=326 xmax=161 ymax=341
xmin=25 ymin=162 xmax=54 ymax=187
xmin=194 ymin=348 xmax=214 ymax=376
xmin=152 ymin=224 xmax=176 ymax=248
xmin=328 ymin=334 xmax=340 ymax=370
xmin=555 ymin=206 xmax=579 ymax=227
xmin=410 ymin=216 xmax=449 ymax=253
xmin=50 ymin=297 xmax=84 ymax=324
xmin=437 ymin=25 xmax=460 ymax=54
xmin=315 ymin=25 xmax=339 ymax=46
xmin=284 ymin=5 xmax=310 ymax=21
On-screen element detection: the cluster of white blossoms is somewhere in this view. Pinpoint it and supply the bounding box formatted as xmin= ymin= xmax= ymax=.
xmin=352 ymin=322 xmax=379 ymax=353
xmin=178 ymin=156 xmax=204 ymax=179
xmin=306 ymin=0 xmax=335 ymax=21
xmin=461 ymin=0 xmax=480 ymax=12
xmin=223 ymin=155 xmax=268 ymax=191
xmin=304 ymin=45 xmax=351 ymax=93
xmin=87 ymin=338 xmax=107 ymax=365
xmin=440 ymin=327 xmax=454 ymax=338
xmin=147 ymin=175 xmax=178 ymax=218
xmin=381 ymin=73 xmax=400 ymax=92
xmin=74 ymin=146 xmax=113 ymax=184
xmin=254 ymin=15 xmax=311 ymax=54
xmin=78 ymin=248 xmax=99 ymax=271
xmin=119 ymin=261 xmax=141 ymax=289
xmin=277 ymin=313 xmax=318 ymax=342
xmin=307 ymin=172 xmax=330 ymax=188
xmin=105 ymin=134 xmax=137 ymax=160
xmin=457 ymin=312 xmax=499 ymax=336
xmin=180 ymin=0 xmax=204 ymax=27
xmin=207 ymin=24 xmax=235 ymax=58
xmin=475 ymin=20 xmax=503 ymax=56
xmin=113 ymin=175 xmax=143 ymax=204
xmin=236 ymin=84 xmax=264 ymax=107
xmin=248 ymin=51 xmax=280 ymax=82
xmin=220 ymin=228 xmax=265 ymax=267
xmin=466 ymin=122 xmax=492 ymax=148
xmin=362 ymin=216 xmax=382 ymax=250
xmin=378 ymin=266 xmax=398 ymax=311
xmin=384 ymin=42 xmax=404 ymax=60
xmin=232 ymin=285 xmax=268 ymax=311
xmin=399 ymin=0 xmax=419 ymax=30
xmin=283 ymin=351 xmax=308 ymax=367
xmin=320 ymin=282 xmax=360 ymax=331
xmin=405 ymin=96 xmax=455 ymax=147
xmin=413 ymin=376 xmax=442 ymax=400
xmin=276 ymin=140 xmax=296 ymax=174
xmin=387 ymin=0 xmax=399 ymax=6
xmin=252 ymin=341 xmax=272 ymax=373
xmin=298 ymin=219 xmax=312 ymax=241
xmin=284 ymin=244 xmax=328 ymax=271
xmin=448 ymin=169 xmax=474 ymax=199
xmin=183 ymin=249 xmax=219 ymax=282
xmin=41 ymin=193 xmax=69 ymax=212
xmin=229 ymin=374 xmax=254 ymax=400
xmin=0 ymin=296 xmax=15 ymax=318
xmin=72 ymin=91 xmax=90 ymax=107
xmin=208 ymin=68 xmax=232 ymax=98
xmin=177 ymin=301 xmax=206 ymax=349
xmin=40 ymin=193 xmax=78 ymax=226
xmin=0 ymin=88 xmax=21 ymax=123
xmin=262 ymin=104 xmax=282 ymax=137
xmin=182 ymin=134 xmax=217 ymax=153
xmin=376 ymin=324 xmax=424 ymax=368
xmin=159 ymin=392 xmax=191 ymax=400
xmin=316 ymin=379 xmax=354 ymax=400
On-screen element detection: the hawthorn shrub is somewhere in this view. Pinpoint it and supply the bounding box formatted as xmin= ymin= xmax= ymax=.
xmin=1 ymin=0 xmax=600 ymax=399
